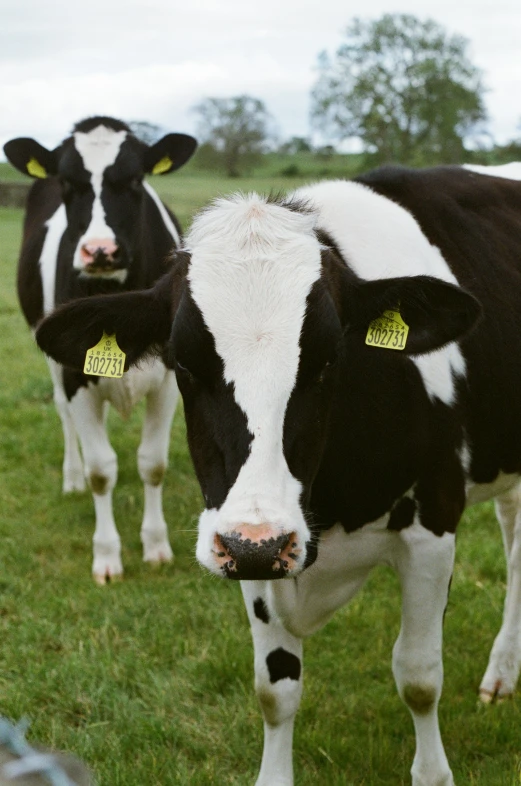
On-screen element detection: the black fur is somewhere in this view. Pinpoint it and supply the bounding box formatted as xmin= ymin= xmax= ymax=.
xmin=253 ymin=598 xmax=270 ymax=624
xmin=266 ymin=649 xmax=301 ymax=683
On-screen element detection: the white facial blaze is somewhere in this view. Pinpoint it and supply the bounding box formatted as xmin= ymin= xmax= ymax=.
xmin=72 ymin=126 xmax=127 ymax=272
xmin=188 ymin=195 xmax=321 ymax=560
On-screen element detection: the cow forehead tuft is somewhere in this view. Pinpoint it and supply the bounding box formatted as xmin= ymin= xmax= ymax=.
xmin=73 ymin=126 xmax=127 ymax=174
xmin=185 ymin=192 xmax=319 ymax=259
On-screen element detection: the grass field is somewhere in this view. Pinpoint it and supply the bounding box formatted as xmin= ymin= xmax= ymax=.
xmin=0 ymin=169 xmax=520 ymax=785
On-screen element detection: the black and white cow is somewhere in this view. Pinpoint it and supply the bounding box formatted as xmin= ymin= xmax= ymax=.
xmin=35 ymin=165 xmax=521 ymax=784
xmin=4 ymin=116 xmax=196 ymax=583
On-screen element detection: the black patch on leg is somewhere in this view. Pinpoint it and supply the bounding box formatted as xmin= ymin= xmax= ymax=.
xmin=387 ymin=496 xmax=416 ymax=532
xmin=63 ymin=367 xmax=98 ymax=400
xmin=266 ymin=648 xmax=301 ymax=683
xmin=253 ymin=597 xmax=270 ymax=624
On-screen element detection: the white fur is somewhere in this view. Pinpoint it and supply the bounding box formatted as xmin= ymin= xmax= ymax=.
xmin=188 ymin=194 xmax=322 ymax=572
xmin=294 ymin=180 xmax=466 ymax=405
xmin=66 ymin=361 xmax=178 ymax=579
xmin=40 ymin=205 xmax=67 ymax=315
xmin=464 ymin=162 xmax=521 ymax=181
xmin=480 ymin=484 xmax=521 ymax=700
xmin=72 ymin=126 xmax=127 ymax=276
xmin=143 ymin=181 xmax=181 ymax=246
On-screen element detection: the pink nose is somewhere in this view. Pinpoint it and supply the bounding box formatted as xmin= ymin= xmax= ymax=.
xmin=80 ymin=238 xmax=119 ymax=266
xmin=213 ymin=524 xmax=301 ymax=580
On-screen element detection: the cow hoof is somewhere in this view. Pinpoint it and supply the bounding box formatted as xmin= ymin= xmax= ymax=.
xmin=93 ymin=570 xmax=123 ymax=586
xmin=92 ymin=545 xmax=123 ymax=586
xmin=479 ymin=687 xmax=511 ymax=704
xmin=143 ymin=542 xmax=174 ymax=565
xmin=62 ymin=474 xmax=86 ymax=493
xmin=412 ymin=772 xmax=453 ymax=786
xmin=141 ymin=528 xmax=173 ymax=564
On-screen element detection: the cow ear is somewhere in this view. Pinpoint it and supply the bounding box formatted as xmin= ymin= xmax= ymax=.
xmin=343 ymin=274 xmax=482 ymax=355
xmin=35 ymin=272 xmax=176 ymax=371
xmin=144 ymin=133 xmax=197 ymax=175
xmin=3 ymin=138 xmax=58 ymax=178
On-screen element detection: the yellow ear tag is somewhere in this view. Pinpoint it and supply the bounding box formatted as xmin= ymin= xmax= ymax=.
xmin=27 ymin=157 xmax=47 ymax=178
xmin=365 ymin=308 xmax=409 ymax=350
xmin=152 ymin=155 xmax=173 ymax=175
xmin=84 ymin=332 xmax=126 ymax=378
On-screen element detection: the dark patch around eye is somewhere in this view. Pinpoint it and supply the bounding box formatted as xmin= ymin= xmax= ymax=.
xmin=297 ymin=280 xmax=342 ymax=386
xmin=253 ymin=597 xmax=270 ymax=624
xmin=266 ymin=648 xmax=301 ymax=683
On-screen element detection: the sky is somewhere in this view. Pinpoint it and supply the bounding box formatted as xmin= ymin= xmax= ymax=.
xmin=1 ymin=0 xmax=520 ymax=158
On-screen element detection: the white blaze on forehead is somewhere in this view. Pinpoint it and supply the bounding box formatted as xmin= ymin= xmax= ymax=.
xmin=74 ymin=125 xmax=127 ymax=177
xmin=72 ymin=126 xmax=127 ymax=272
xmin=188 ymin=194 xmax=321 ymax=546
xmin=187 ymin=194 xmax=321 ymax=430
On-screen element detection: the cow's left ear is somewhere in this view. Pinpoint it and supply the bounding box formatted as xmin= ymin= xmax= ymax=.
xmin=35 ymin=270 xmax=177 ymax=371
xmin=344 ymin=274 xmax=482 ymax=355
xmin=144 ymin=133 xmax=198 ymax=175
xmin=3 ymin=137 xmax=59 ymax=178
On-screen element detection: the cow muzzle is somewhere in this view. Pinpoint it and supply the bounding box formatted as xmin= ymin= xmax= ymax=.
xmin=212 ymin=524 xmax=302 ymax=580
xmin=80 ymin=238 xmax=121 ymax=272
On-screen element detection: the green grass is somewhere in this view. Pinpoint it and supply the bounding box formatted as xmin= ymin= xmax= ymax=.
xmin=0 ymin=181 xmax=520 ymax=785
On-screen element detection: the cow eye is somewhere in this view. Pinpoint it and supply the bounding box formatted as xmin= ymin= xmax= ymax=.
xmin=317 ymin=360 xmax=332 ymax=384
xmin=175 ymin=359 xmax=195 ymax=381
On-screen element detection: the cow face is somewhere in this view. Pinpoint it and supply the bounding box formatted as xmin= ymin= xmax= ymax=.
xmin=4 ymin=117 xmax=196 ymax=281
xmin=35 ymin=193 xmax=481 ymax=581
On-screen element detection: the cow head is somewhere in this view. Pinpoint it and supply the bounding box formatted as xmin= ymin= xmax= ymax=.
xmin=4 ymin=117 xmax=197 ymax=281
xmin=35 ymin=193 xmax=481 ymax=580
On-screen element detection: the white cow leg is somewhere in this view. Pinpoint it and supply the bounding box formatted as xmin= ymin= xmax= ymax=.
xmin=47 ymin=359 xmax=85 ymax=492
xmin=69 ymin=387 xmax=120 ymax=583
xmin=241 ymin=581 xmax=303 ymax=786
xmin=480 ymin=484 xmax=521 ymax=701
xmin=138 ymin=371 xmax=178 ymax=564
xmin=392 ymin=525 xmax=455 ymax=786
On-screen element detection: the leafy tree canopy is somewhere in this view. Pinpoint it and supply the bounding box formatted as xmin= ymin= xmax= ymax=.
xmin=311 ymin=14 xmax=487 ymax=166
xmin=192 ymin=95 xmax=274 ymax=177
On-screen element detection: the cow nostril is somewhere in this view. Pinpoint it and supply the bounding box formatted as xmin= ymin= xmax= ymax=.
xmin=80 ymin=239 xmax=119 ymax=266
xmin=212 ymin=528 xmax=301 ymax=580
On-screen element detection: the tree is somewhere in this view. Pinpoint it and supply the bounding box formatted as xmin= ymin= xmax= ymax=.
xmin=278 ymin=136 xmax=313 ymax=155
xmin=192 ymin=95 xmax=274 ymax=177
xmin=311 ymin=14 xmax=487 ymax=166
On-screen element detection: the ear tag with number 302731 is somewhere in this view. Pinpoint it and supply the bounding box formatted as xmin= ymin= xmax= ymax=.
xmin=84 ymin=332 xmax=126 ymax=378
xmin=365 ymin=308 xmax=409 ymax=351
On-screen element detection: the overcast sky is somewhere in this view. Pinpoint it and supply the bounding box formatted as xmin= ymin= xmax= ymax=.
xmin=1 ymin=0 xmax=520 ymax=158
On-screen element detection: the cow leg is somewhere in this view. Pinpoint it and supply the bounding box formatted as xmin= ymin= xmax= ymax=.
xmin=241 ymin=580 xmax=303 ymax=786
xmin=480 ymin=484 xmax=521 ymax=702
xmin=47 ymin=359 xmax=85 ymax=493
xmin=241 ymin=526 xmax=378 ymax=786
xmin=138 ymin=370 xmax=178 ymax=564
xmin=68 ymin=387 xmax=121 ymax=583
xmin=392 ymin=524 xmax=455 ymax=786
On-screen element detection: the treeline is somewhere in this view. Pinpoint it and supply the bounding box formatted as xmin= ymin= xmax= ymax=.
xmin=133 ymin=13 xmax=520 ymax=179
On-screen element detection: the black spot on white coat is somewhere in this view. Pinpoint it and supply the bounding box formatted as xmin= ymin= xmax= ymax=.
xmin=266 ymin=648 xmax=301 ymax=683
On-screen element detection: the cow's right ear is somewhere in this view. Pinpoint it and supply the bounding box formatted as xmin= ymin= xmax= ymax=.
xmin=144 ymin=133 xmax=198 ymax=175
xmin=3 ymin=138 xmax=58 ymax=178
xmin=35 ymin=272 xmax=176 ymax=371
